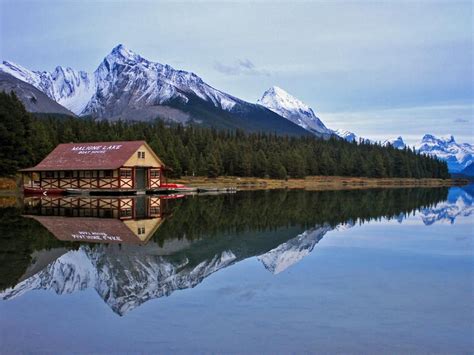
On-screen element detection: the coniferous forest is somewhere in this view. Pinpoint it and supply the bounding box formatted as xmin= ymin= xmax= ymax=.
xmin=0 ymin=92 xmax=450 ymax=179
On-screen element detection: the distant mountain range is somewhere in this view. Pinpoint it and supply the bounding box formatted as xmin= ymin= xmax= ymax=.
xmin=1 ymin=44 xmax=471 ymax=170
xmin=335 ymin=132 xmax=473 ymax=173
xmin=0 ymin=45 xmax=313 ymax=137
xmin=416 ymin=134 xmax=474 ymax=173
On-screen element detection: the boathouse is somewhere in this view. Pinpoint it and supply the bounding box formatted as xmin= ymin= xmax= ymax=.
xmin=21 ymin=141 xmax=165 ymax=191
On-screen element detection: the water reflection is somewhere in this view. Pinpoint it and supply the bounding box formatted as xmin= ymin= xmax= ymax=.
xmin=0 ymin=186 xmax=471 ymax=316
xmin=23 ymin=196 xmax=170 ymax=244
xmin=419 ymin=185 xmax=473 ymax=225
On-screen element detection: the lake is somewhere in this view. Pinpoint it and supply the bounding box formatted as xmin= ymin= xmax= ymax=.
xmin=0 ymin=186 xmax=472 ymax=354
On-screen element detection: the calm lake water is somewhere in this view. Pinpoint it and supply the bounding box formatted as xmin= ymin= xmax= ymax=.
xmin=0 ymin=186 xmax=472 ymax=354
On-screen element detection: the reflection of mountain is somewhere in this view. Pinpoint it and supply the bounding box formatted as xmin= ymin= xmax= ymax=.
xmin=0 ymin=187 xmax=451 ymax=315
xmin=1 ymin=243 xmax=236 ymax=315
xmin=419 ymin=186 xmax=473 ymax=225
xmin=258 ymin=226 xmax=331 ymax=274
xmin=1 ymin=223 xmax=332 ymax=315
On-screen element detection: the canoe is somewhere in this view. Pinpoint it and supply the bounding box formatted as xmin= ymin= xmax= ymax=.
xmin=23 ymin=187 xmax=65 ymax=196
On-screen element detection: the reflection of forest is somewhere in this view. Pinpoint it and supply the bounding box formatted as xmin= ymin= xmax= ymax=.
xmin=0 ymin=187 xmax=451 ymax=314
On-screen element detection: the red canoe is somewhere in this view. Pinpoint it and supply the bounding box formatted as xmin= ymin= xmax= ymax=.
xmin=160 ymin=183 xmax=187 ymax=189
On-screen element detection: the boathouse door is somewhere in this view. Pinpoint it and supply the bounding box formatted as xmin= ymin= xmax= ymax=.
xmin=135 ymin=168 xmax=147 ymax=189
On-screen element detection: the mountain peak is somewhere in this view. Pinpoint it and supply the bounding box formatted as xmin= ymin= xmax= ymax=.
xmin=107 ymin=44 xmax=140 ymax=62
xmin=257 ymin=86 xmax=331 ymax=136
xmin=267 ymin=85 xmax=287 ymax=96
xmin=260 ymin=86 xmax=307 ymax=109
xmin=383 ymin=136 xmax=406 ymax=149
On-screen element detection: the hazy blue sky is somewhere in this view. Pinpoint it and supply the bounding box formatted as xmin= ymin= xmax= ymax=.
xmin=0 ymin=0 xmax=472 ymax=144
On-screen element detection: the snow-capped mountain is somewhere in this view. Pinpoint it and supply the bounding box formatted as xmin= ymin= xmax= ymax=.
xmin=333 ymin=129 xmax=358 ymax=142
xmin=0 ymin=45 xmax=310 ymax=136
xmin=0 ymin=61 xmax=95 ymax=114
xmin=257 ymin=226 xmax=331 ymax=274
xmin=84 ymin=44 xmax=242 ymax=118
xmin=257 ymin=86 xmax=332 ymax=136
xmin=0 ymin=72 xmax=75 ymax=115
xmin=383 ymin=136 xmax=406 ymax=149
xmin=417 ymin=134 xmax=474 ymax=172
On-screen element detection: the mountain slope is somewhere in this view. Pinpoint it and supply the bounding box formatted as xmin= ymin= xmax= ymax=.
xmin=0 ymin=72 xmax=75 ymax=116
xmin=257 ymin=86 xmax=332 ymax=136
xmin=0 ymin=61 xmax=94 ymax=114
xmin=0 ymin=45 xmax=311 ymax=136
xmin=461 ymin=163 xmax=474 ymax=176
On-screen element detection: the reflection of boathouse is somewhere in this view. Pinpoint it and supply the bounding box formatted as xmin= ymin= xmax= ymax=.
xmin=21 ymin=141 xmax=165 ymax=191
xmin=23 ymin=196 xmax=168 ymax=244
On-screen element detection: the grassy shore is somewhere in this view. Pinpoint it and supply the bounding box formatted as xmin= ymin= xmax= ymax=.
xmin=172 ymin=176 xmax=468 ymax=191
xmin=0 ymin=175 xmax=467 ymax=194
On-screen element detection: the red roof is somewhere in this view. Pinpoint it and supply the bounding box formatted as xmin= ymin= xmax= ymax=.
xmin=21 ymin=140 xmax=159 ymax=171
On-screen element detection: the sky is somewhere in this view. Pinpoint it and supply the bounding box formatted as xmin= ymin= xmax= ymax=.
xmin=0 ymin=0 xmax=472 ymax=145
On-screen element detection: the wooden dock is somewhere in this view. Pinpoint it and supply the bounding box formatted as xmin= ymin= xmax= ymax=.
xmin=64 ymin=186 xmax=237 ymax=196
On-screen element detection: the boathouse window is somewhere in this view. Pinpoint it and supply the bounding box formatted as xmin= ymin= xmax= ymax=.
xmin=138 ymin=151 xmax=145 ymax=159
xmin=137 ymin=227 xmax=145 ymax=235
xmin=120 ymin=209 xmax=132 ymax=217
xmin=104 ymin=170 xmax=113 ymax=178
xmin=120 ymin=170 xmax=132 ymax=178
xmin=64 ymin=171 xmax=73 ymax=178
xmin=150 ymin=170 xmax=160 ymax=178
xmin=45 ymin=171 xmax=54 ymax=178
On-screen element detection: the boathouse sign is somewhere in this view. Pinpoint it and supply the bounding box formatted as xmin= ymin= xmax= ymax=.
xmin=71 ymin=144 xmax=123 ymax=155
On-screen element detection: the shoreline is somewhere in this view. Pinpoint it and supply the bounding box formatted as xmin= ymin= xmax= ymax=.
xmin=171 ymin=176 xmax=468 ymax=191
xmin=0 ymin=176 xmax=468 ymax=196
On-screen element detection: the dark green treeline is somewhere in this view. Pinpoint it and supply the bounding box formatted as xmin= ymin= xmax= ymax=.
xmin=0 ymin=92 xmax=450 ymax=179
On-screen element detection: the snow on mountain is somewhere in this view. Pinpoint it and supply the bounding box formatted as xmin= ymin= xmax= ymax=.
xmin=333 ymin=129 xmax=358 ymax=142
xmin=417 ymin=134 xmax=474 ymax=172
xmin=0 ymin=72 xmax=75 ymax=115
xmin=1 ymin=45 xmax=312 ymax=135
xmin=257 ymin=86 xmax=332 ymax=135
xmin=83 ymin=44 xmax=242 ymax=118
xmin=257 ymin=226 xmax=331 ymax=274
xmin=383 ymin=136 xmax=406 ymax=149
xmin=0 ymin=61 xmax=95 ymax=114
xmin=0 ymin=44 xmax=242 ymax=118
xmin=0 ymin=243 xmax=236 ymax=316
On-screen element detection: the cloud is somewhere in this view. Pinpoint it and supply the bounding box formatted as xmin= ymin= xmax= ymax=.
xmin=214 ymin=58 xmax=269 ymax=76
xmin=454 ymin=118 xmax=469 ymax=123
xmin=320 ymin=103 xmax=474 ymax=146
